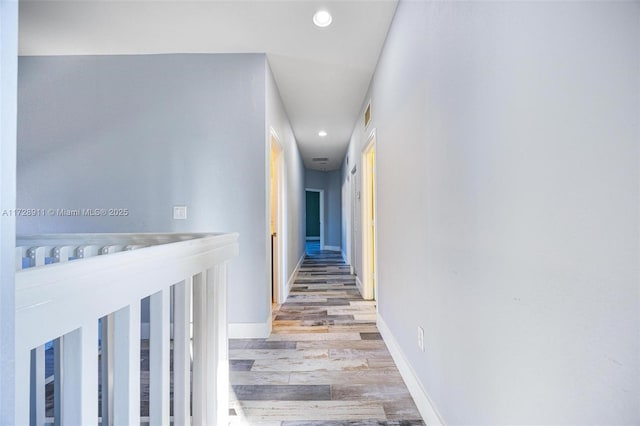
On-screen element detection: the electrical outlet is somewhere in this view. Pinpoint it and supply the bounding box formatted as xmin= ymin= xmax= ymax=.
xmin=417 ymin=326 xmax=425 ymax=352
xmin=173 ymin=205 xmax=187 ymax=220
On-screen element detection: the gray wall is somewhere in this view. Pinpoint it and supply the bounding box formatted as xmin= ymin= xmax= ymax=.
xmin=305 ymin=169 xmax=342 ymax=249
xmin=344 ymin=1 xmax=639 ymax=424
xmin=17 ymin=54 xmax=271 ymax=326
xmin=265 ymin=60 xmax=306 ymax=303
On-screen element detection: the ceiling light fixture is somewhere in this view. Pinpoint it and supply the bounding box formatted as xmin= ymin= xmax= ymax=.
xmin=318 ymin=130 xmax=328 ymax=137
xmin=313 ymin=10 xmax=332 ymax=28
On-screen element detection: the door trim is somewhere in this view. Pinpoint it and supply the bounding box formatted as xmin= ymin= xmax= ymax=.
xmin=361 ymin=129 xmax=378 ymax=301
xmin=349 ymin=166 xmax=357 ymax=276
xmin=268 ymin=128 xmax=286 ymax=306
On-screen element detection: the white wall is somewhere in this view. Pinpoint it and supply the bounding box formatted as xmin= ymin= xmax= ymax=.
xmin=0 ymin=1 xmax=18 ymax=423
xmin=305 ymin=168 xmax=342 ymax=249
xmin=17 ymin=54 xmax=271 ymax=326
xmin=344 ymin=1 xmax=640 ymax=424
xmin=265 ymin=59 xmax=306 ymax=302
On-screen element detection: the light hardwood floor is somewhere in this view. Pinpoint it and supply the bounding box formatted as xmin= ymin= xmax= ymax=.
xmin=229 ymin=246 xmax=424 ymax=425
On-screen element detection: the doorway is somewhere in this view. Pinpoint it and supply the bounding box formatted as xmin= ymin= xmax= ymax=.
xmin=349 ymin=167 xmax=357 ymax=276
xmin=270 ymin=131 xmax=284 ymax=304
xmin=305 ymin=188 xmax=324 ymax=253
xmin=361 ymin=131 xmax=377 ymax=301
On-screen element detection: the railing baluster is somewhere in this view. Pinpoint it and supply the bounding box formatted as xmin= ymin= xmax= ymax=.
xmin=173 ymin=278 xmax=192 ymax=425
xmin=149 ymin=289 xmax=170 ymax=426
xmin=192 ymin=272 xmax=207 ymax=425
xmin=53 ymin=338 xmax=62 ymax=426
xmin=53 ymin=246 xmax=71 ymax=426
xmin=53 ymin=246 xmax=75 ymax=262
xmin=207 ymin=264 xmax=229 ymax=426
xmin=75 ymin=245 xmax=100 ymax=259
xmin=100 ymin=315 xmax=114 ymax=426
xmin=100 ymin=245 xmax=125 ymax=255
xmin=27 ymin=246 xmax=48 ymax=267
xmin=16 ymin=348 xmax=31 ymax=426
xmin=16 ymin=247 xmax=27 ymax=270
xmin=113 ymin=303 xmax=140 ymax=425
xmin=62 ymin=325 xmax=98 ymax=426
xmin=29 ymin=346 xmax=45 ymax=426
xmin=14 ymin=233 xmax=238 ymax=426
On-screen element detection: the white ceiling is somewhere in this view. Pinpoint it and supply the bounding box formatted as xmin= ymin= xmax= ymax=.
xmin=18 ymin=0 xmax=398 ymax=171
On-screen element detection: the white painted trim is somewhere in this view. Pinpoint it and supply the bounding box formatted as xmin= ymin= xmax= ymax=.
xmin=228 ymin=320 xmax=270 ymax=339
xmin=349 ymin=166 xmax=358 ymax=276
xmin=15 ymin=233 xmax=238 ymax=351
xmin=286 ymin=254 xmax=305 ymax=295
xmin=279 ymin=253 xmax=305 ymax=304
xmin=323 ymin=245 xmax=341 ymax=252
xmin=14 ymin=233 xmax=238 ymax=426
xmin=268 ymin=128 xmax=286 ymax=307
xmin=355 ymin=275 xmax=364 ymax=297
xmin=377 ymin=313 xmax=445 ymax=426
xmin=361 ymin=130 xmax=378 ymax=301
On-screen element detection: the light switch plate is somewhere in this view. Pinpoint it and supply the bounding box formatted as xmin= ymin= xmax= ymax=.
xmin=173 ymin=205 xmax=187 ymax=220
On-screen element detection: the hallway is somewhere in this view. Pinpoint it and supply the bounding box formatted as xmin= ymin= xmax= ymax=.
xmin=228 ymin=248 xmax=424 ymax=424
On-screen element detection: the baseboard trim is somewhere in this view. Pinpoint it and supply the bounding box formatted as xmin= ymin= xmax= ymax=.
xmin=229 ymin=320 xmax=270 ymax=339
xmin=355 ymin=275 xmax=364 ymax=297
xmin=286 ymin=253 xmax=305 ymax=296
xmin=377 ymin=313 xmax=445 ymax=426
xmin=323 ymin=245 xmax=341 ymax=252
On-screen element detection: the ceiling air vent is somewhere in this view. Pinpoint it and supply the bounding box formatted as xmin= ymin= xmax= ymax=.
xmin=312 ymin=157 xmax=329 ymax=162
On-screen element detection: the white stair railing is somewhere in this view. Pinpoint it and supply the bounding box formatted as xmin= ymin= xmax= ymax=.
xmin=15 ymin=233 xmax=238 ymax=426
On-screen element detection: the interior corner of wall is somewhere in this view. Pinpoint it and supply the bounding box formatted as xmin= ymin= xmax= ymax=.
xmin=355 ymin=275 xmax=364 ymax=296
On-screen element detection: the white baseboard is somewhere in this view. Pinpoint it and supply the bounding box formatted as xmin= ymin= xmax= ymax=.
xmin=355 ymin=275 xmax=364 ymax=297
xmin=228 ymin=319 xmax=270 ymax=339
xmin=323 ymin=245 xmax=341 ymax=252
xmin=230 ymin=254 xmax=306 ymax=340
xmin=287 ymin=253 xmax=305 ymax=293
xmin=377 ymin=313 xmax=445 ymax=426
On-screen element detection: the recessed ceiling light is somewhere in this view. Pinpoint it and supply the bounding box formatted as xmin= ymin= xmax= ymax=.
xmin=313 ymin=10 xmax=332 ymax=28
xmin=318 ymin=130 xmax=328 ymax=137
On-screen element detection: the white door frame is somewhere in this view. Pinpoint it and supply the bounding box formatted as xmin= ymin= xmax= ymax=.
xmin=305 ymin=188 xmax=324 ymax=250
xmin=268 ymin=128 xmax=286 ymax=305
xmin=349 ymin=166 xmax=357 ymax=275
xmin=361 ymin=130 xmax=378 ymax=301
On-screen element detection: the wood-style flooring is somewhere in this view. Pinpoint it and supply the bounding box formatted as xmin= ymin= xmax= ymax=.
xmin=229 ymin=244 xmax=424 ymax=425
